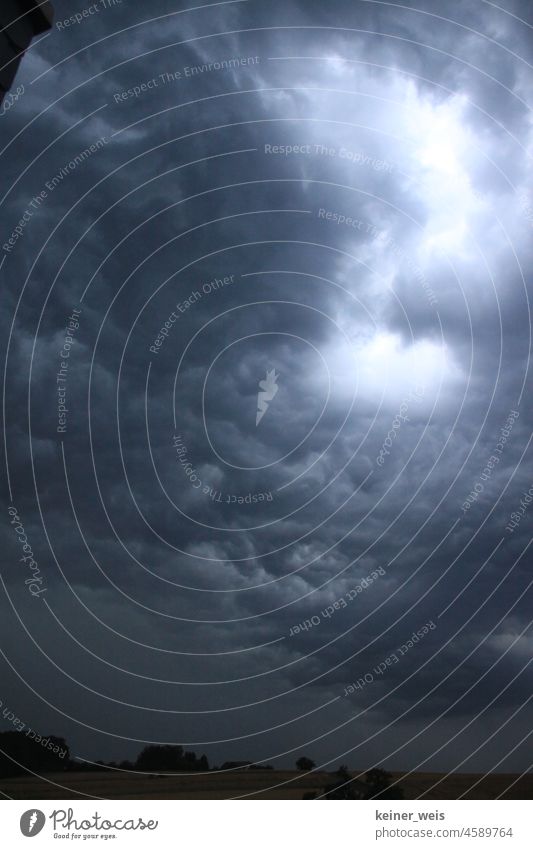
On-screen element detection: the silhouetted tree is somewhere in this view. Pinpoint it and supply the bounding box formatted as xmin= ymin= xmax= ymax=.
xmin=296 ymin=756 xmax=316 ymax=771
xmin=320 ymin=767 xmax=403 ymax=800
xmin=134 ymin=745 xmax=209 ymax=772
xmin=322 ymin=770 xmax=366 ymax=799
xmin=364 ymin=768 xmax=404 ymax=799
xmin=135 ymin=745 xmax=184 ymax=771
xmin=0 ymin=732 xmax=69 ymax=778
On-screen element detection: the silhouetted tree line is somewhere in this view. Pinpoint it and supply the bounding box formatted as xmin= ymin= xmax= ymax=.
xmin=0 ymin=734 xmax=213 ymax=777
xmin=0 ymin=732 xmax=403 ymax=798
xmin=134 ymin=745 xmax=209 ymax=772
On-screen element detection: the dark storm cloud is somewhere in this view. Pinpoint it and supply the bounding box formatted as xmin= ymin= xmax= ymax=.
xmin=1 ymin=0 xmax=532 ymax=779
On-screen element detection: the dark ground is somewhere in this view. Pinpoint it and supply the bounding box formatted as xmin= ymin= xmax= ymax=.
xmin=1 ymin=769 xmax=532 ymax=800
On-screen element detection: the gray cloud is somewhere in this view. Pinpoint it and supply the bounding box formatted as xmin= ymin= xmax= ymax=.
xmin=1 ymin=0 xmax=532 ymax=784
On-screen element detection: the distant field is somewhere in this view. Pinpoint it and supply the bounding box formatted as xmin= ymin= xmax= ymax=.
xmin=1 ymin=769 xmax=532 ymax=800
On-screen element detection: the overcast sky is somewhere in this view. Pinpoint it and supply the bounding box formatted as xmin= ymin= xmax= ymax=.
xmin=1 ymin=0 xmax=533 ymax=791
